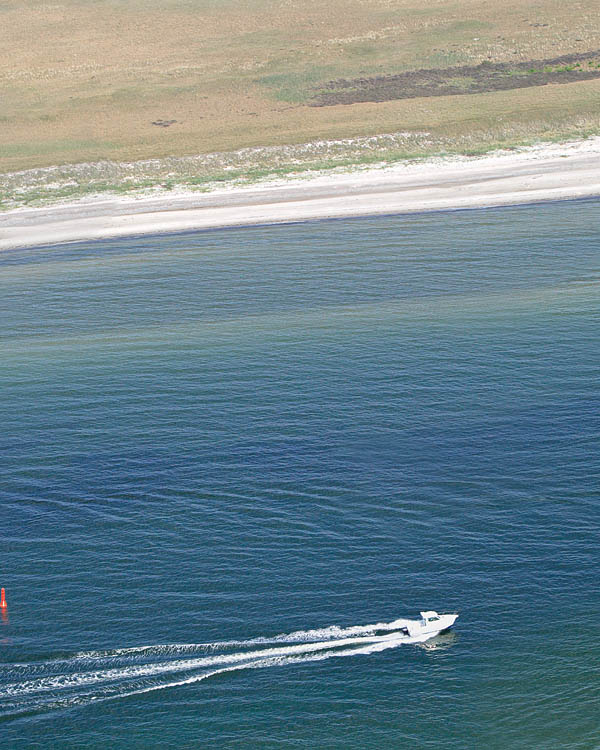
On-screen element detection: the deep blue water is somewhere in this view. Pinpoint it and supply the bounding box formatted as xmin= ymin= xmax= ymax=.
xmin=1 ymin=200 xmax=599 ymax=748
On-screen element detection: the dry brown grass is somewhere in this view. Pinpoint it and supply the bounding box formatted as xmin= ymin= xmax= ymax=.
xmin=2 ymin=0 xmax=600 ymax=177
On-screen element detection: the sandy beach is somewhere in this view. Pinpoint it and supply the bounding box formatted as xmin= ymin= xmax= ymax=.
xmin=2 ymin=138 xmax=600 ymax=252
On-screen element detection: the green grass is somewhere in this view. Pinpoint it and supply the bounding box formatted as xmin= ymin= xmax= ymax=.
xmin=257 ymin=67 xmax=340 ymax=103
xmin=2 ymin=139 xmax=119 ymax=158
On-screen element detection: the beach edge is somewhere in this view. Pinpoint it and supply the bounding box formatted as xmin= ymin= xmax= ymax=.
xmin=2 ymin=138 xmax=600 ymax=251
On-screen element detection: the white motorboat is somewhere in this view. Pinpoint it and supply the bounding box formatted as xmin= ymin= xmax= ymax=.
xmin=405 ymin=611 xmax=458 ymax=638
xmin=375 ymin=611 xmax=458 ymax=640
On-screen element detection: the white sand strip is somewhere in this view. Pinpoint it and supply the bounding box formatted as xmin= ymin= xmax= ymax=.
xmin=1 ymin=138 xmax=600 ymax=251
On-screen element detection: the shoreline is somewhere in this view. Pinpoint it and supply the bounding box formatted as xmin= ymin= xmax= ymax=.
xmin=2 ymin=137 xmax=600 ymax=251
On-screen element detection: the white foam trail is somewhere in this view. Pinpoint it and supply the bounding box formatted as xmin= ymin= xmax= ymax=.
xmin=0 ymin=632 xmax=414 ymax=699
xmin=245 ymin=618 xmax=413 ymax=644
xmin=2 ymin=638 xmax=409 ymax=718
xmin=78 ymin=633 xmax=412 ymax=705
xmin=73 ymin=618 xmax=413 ymax=660
xmin=1 ymin=617 xmax=437 ymax=717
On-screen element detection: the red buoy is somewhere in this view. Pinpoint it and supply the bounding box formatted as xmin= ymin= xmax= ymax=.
xmin=0 ymin=589 xmax=7 ymax=609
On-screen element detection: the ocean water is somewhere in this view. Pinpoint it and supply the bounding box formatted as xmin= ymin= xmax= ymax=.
xmin=1 ymin=200 xmax=599 ymax=749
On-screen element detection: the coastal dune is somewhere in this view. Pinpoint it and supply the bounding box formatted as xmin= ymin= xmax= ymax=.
xmin=2 ymin=138 xmax=600 ymax=252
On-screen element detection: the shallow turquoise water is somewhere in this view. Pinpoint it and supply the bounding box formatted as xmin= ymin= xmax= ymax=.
xmin=1 ymin=201 xmax=599 ymax=748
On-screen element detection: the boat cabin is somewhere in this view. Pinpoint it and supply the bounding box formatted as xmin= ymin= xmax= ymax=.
xmin=420 ymin=611 xmax=442 ymax=625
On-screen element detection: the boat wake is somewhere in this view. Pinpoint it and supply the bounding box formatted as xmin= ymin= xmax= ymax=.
xmin=0 ymin=618 xmax=437 ymax=719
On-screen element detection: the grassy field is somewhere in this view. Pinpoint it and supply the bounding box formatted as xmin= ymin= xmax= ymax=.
xmin=2 ymin=0 xmax=600 ymax=200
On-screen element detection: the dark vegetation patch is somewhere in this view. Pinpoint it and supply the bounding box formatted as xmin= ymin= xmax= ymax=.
xmin=152 ymin=119 xmax=177 ymax=127
xmin=309 ymin=51 xmax=600 ymax=106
